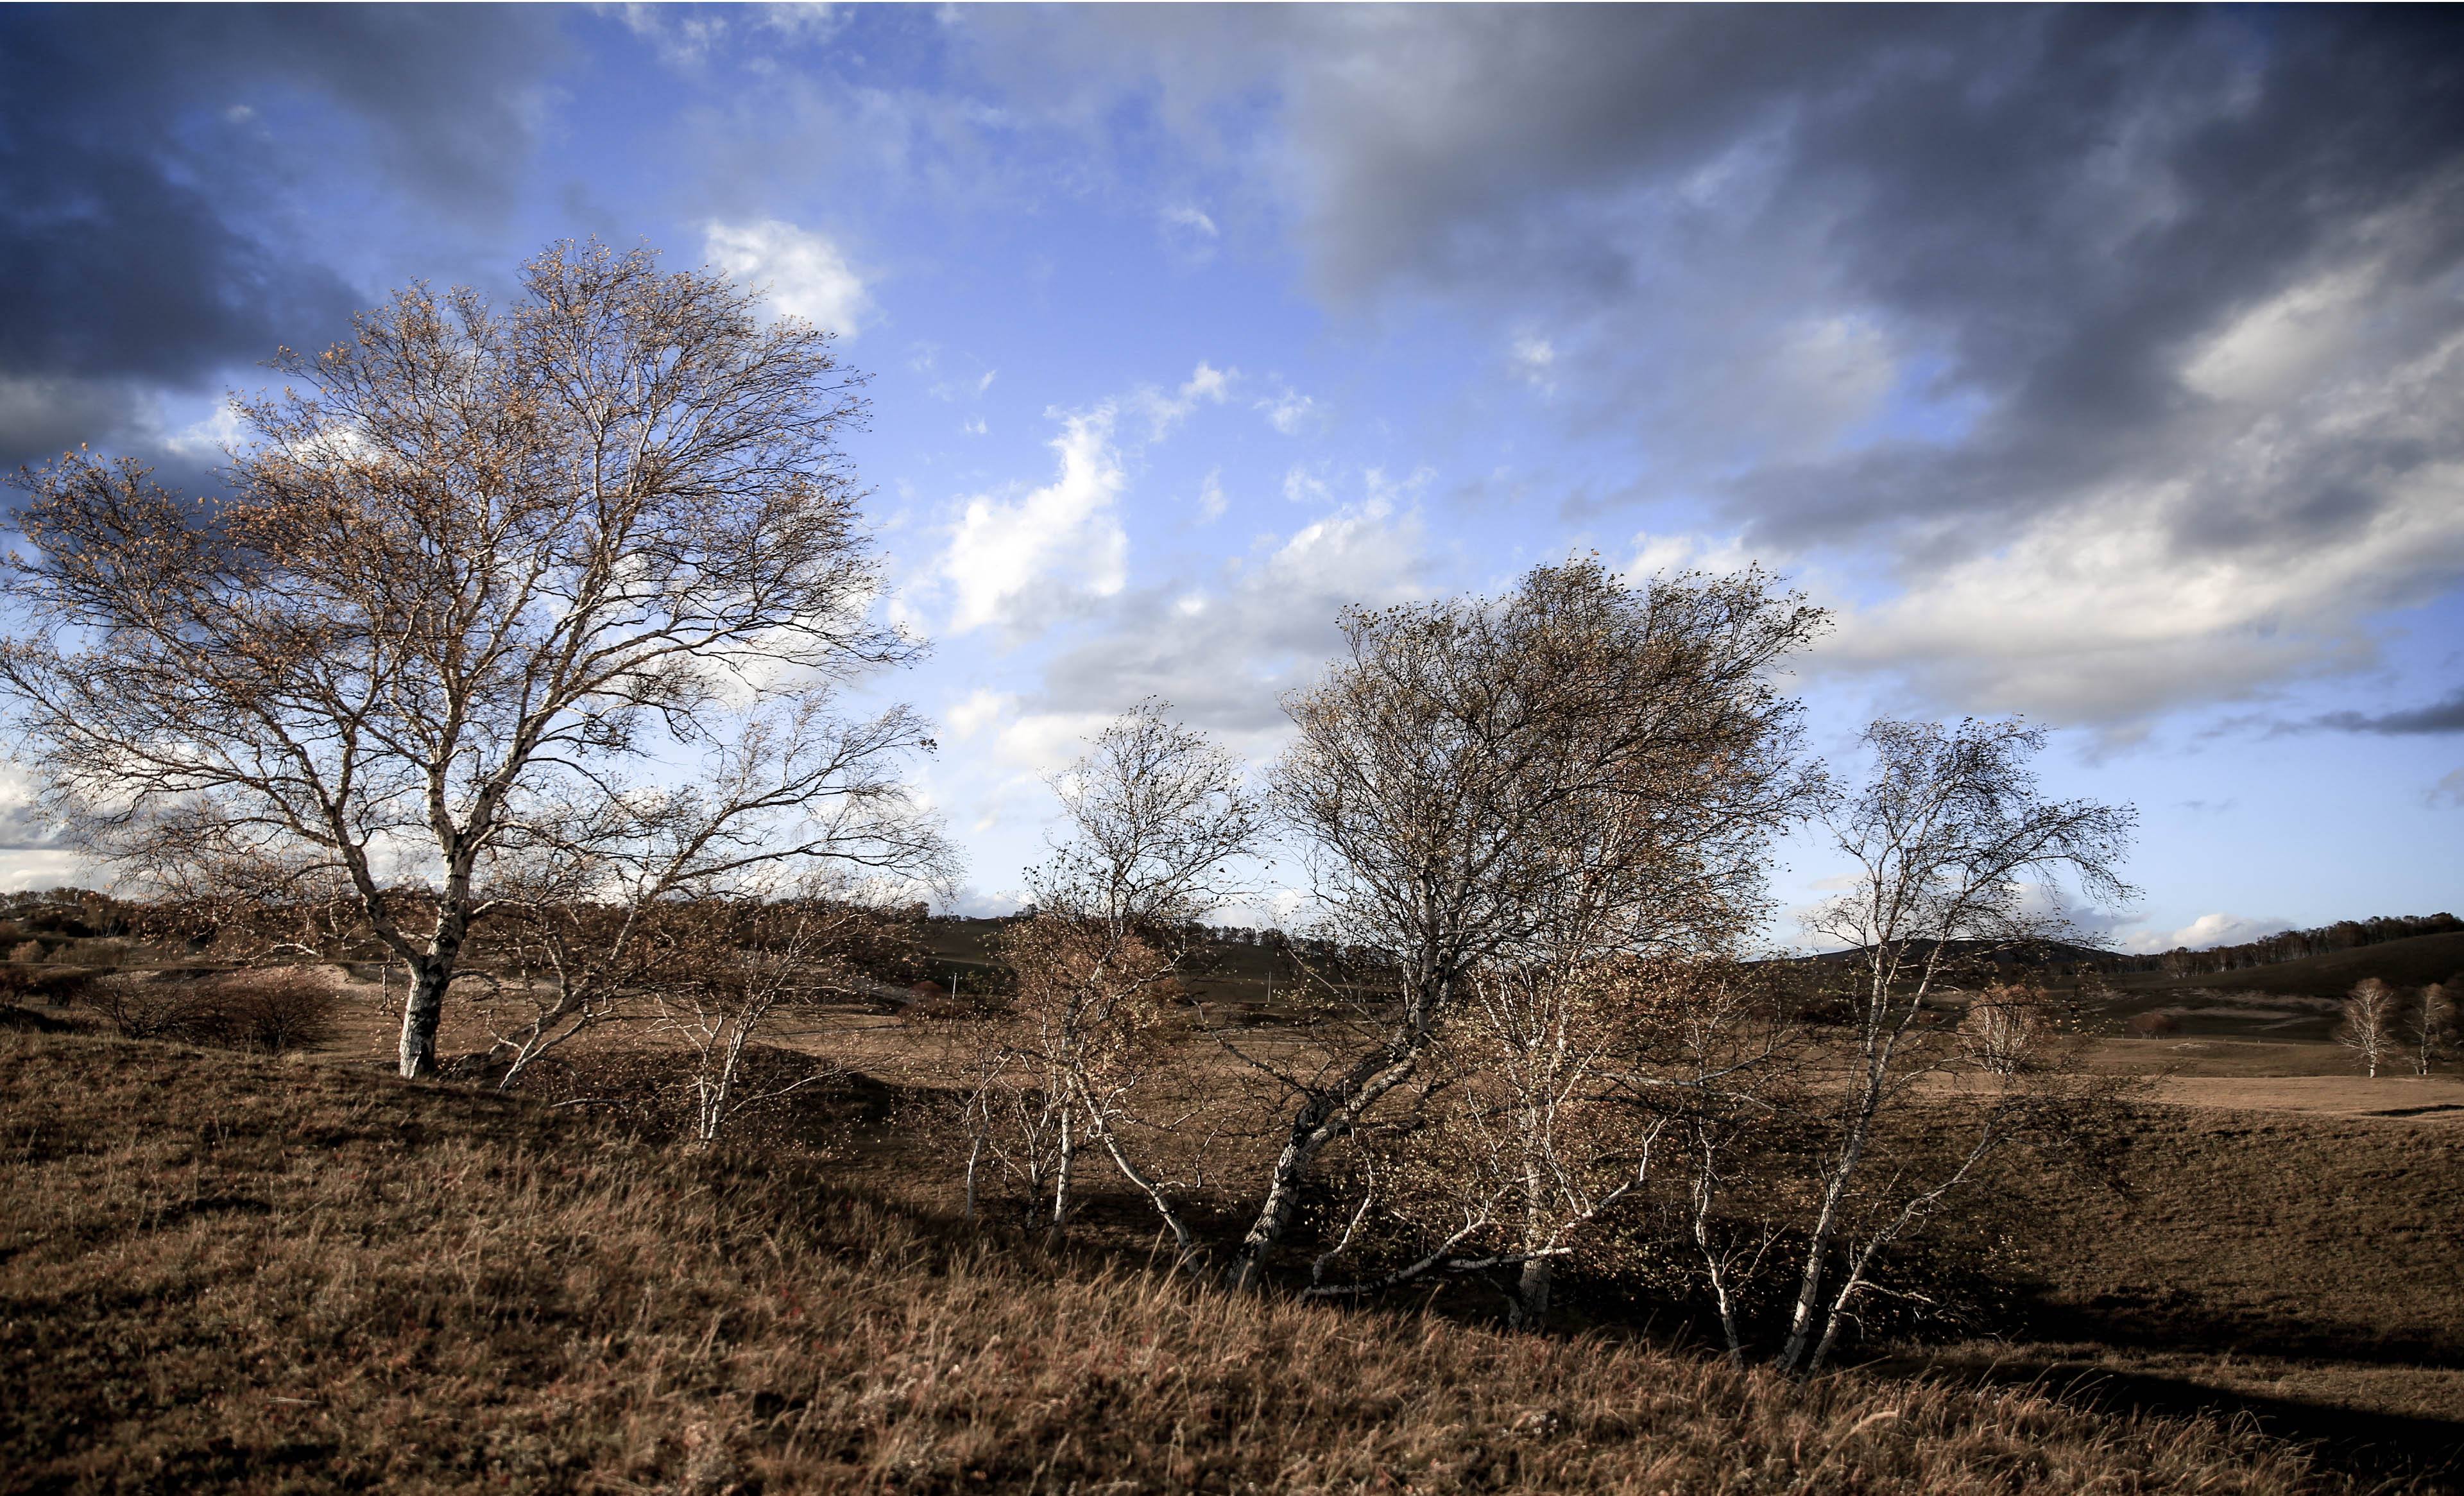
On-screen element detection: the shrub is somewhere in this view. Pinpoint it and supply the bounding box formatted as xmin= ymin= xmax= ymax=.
xmin=0 ymin=962 xmax=92 ymax=1008
xmin=92 ymin=973 xmax=211 ymax=1041
xmin=2125 ymin=1008 xmax=2180 ymax=1038
xmin=207 ymin=969 xmax=338 ymax=1053
xmin=92 ymin=967 xmax=336 ymax=1052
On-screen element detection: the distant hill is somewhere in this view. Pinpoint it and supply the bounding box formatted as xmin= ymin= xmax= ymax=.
xmin=2112 ymin=930 xmax=2464 ymax=1002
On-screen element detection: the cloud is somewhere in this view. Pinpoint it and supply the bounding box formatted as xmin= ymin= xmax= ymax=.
xmin=703 ymin=219 xmax=874 ymax=337
xmin=1259 ymin=386 xmax=1319 ymax=434
xmin=2309 ymin=688 xmax=2464 ymax=737
xmin=2116 ymin=911 xmax=2297 ymax=956
xmin=938 ymin=406 xmax=1130 ymax=636
xmin=1032 ymin=488 xmax=1432 ymax=738
xmin=1510 ymin=331 xmax=1557 ymax=391
xmin=2432 ymin=768 xmax=2464 ymax=810
xmin=1127 ymin=361 xmax=1234 ymax=438
xmin=967 ymin=8 xmax=2464 ymax=725
xmin=928 ymin=362 xmax=1234 ymax=637
xmin=0 ymin=6 xmax=563 ymax=470
xmin=1162 ymin=203 xmax=1219 ymax=239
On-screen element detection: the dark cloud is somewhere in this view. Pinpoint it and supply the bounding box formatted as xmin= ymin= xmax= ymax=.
xmin=984 ymin=6 xmax=2464 ymax=721
xmin=1234 ymin=8 xmax=2464 ymax=555
xmin=0 ymin=4 xmax=564 ymax=470
xmin=2314 ymin=688 xmax=2464 ymax=735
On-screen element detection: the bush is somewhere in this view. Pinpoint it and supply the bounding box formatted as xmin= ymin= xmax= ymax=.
xmin=209 ymin=969 xmax=338 ymax=1053
xmin=92 ymin=967 xmax=336 ymax=1052
xmin=2125 ymin=1008 xmax=2180 ymax=1038
xmin=0 ymin=963 xmax=93 ymax=1008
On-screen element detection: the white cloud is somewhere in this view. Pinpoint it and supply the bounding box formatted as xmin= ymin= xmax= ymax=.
xmin=1820 ymin=443 xmax=2464 ymax=725
xmin=1510 ymin=331 xmax=1557 ymax=391
xmin=1259 ymin=386 xmax=1319 ymax=434
xmin=1625 ymin=530 xmax=1756 ymax=580
xmin=938 ymin=406 xmax=1129 ymax=635
xmin=1034 ymin=486 xmax=1432 ymax=736
xmin=1161 ymin=203 xmax=1219 ymax=239
xmin=162 ymin=400 xmax=246 ymax=463
xmin=1195 ymin=467 xmax=1228 ymax=521
xmin=1160 ymin=203 xmax=1222 ymax=264
xmin=946 ymin=688 xmax=1014 ymax=741
xmin=1126 ymin=361 xmax=1234 ymax=439
xmin=2183 ymin=261 xmax=2378 ymax=405
xmin=702 ymin=219 xmax=873 ymax=337
xmin=1281 ymin=464 xmax=1330 ymax=505
xmin=2116 ymin=911 xmax=2296 ymax=955
xmin=2431 ymin=767 xmax=2464 ymax=810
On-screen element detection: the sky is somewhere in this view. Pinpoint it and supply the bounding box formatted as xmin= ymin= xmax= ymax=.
xmin=1 ymin=3 xmax=2459 ymax=952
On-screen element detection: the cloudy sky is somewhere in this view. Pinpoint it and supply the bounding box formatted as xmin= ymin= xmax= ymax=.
xmin=3 ymin=4 xmax=2460 ymax=950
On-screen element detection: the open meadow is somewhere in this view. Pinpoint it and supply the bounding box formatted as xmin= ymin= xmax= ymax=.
xmin=5 ymin=916 xmax=2460 ymax=1493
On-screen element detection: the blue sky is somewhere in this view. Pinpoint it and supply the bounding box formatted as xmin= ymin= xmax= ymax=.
xmin=3 ymin=4 xmax=2460 ymax=950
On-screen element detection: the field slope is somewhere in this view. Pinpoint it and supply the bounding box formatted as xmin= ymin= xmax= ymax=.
xmin=0 ymin=1026 xmax=2372 ymax=1495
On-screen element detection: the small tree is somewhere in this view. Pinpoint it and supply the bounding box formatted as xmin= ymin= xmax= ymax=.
xmin=2409 ymin=981 xmax=2453 ymax=1075
xmin=643 ymin=888 xmax=909 ymax=1146
xmin=1781 ymin=718 xmax=2135 ymax=1373
xmin=2338 ymin=978 xmax=2398 ymax=1078
xmin=1 ymin=242 xmax=949 ymax=1077
xmin=990 ymin=703 xmax=1260 ymax=1257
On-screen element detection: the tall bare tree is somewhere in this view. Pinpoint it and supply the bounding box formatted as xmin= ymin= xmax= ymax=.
xmin=1779 ymin=718 xmax=2135 ymax=1373
xmin=2409 ymin=981 xmax=2452 ymax=1075
xmin=1226 ymin=560 xmax=1826 ymax=1290
xmin=1 ymin=241 xmax=950 ymax=1077
xmin=2338 ymin=977 xmax=2399 ymax=1078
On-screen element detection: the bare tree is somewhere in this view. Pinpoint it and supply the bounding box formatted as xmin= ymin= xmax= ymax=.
xmin=2409 ymin=981 xmax=2453 ymax=1075
xmin=642 ymin=887 xmax=900 ymax=1146
xmin=992 ymin=703 xmax=1261 ymax=1258
xmin=2338 ymin=977 xmax=2399 ymax=1078
xmin=1302 ymin=954 xmax=1792 ymax=1327
xmin=1227 ymin=560 xmax=1826 ymax=1290
xmin=1957 ymin=981 xmax=2066 ymax=1081
xmin=1 ymin=242 xmax=951 ymax=1077
xmin=1779 ymin=718 xmax=2135 ymax=1373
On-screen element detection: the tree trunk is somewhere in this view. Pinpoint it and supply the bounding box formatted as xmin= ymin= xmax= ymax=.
xmin=1516 ymin=1255 xmax=1554 ymax=1323
xmin=398 ymin=961 xmax=450 ymax=1079
xmin=1226 ymin=1049 xmax=1421 ymax=1291
xmin=1515 ymin=1138 xmax=1552 ymax=1323
xmin=1050 ymin=1104 xmax=1075 ymax=1239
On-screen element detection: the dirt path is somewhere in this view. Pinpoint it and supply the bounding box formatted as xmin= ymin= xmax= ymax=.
xmin=2139 ymin=1072 xmax=2464 ymax=1123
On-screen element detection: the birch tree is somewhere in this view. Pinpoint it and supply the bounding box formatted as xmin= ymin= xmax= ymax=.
xmin=995 ymin=703 xmax=1260 ymax=1257
xmin=1226 ymin=560 xmax=1825 ymax=1290
xmin=2409 ymin=981 xmax=2452 ymax=1075
xmin=0 ymin=241 xmax=948 ymax=1077
xmin=1779 ymin=718 xmax=2134 ymax=1373
xmin=2338 ymin=978 xmax=2398 ymax=1078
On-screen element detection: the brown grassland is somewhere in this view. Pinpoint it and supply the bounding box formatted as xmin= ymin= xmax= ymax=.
xmin=4 ymin=957 xmax=2462 ymax=1495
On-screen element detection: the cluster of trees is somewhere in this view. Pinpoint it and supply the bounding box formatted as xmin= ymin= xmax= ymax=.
xmin=937 ymin=572 xmax=2135 ymax=1368
xmin=2336 ymin=977 xmax=2455 ymax=1078
xmin=0 ymin=241 xmax=2143 ymax=1370
xmin=2101 ymin=912 xmax=2461 ymax=976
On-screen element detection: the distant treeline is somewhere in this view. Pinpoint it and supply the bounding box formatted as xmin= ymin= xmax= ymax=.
xmin=2096 ymin=912 xmax=2463 ymax=976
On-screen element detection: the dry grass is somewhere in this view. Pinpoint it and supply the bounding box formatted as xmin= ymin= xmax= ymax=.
xmin=0 ymin=1027 xmax=2370 ymax=1495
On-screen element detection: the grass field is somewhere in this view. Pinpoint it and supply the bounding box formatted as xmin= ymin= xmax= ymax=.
xmin=6 ymin=919 xmax=2462 ymax=1492
xmin=0 ymin=1023 xmax=2417 ymax=1495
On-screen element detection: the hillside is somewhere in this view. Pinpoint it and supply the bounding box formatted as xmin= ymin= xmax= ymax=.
xmin=2112 ymin=929 xmax=2464 ymax=1002
xmin=0 ymin=1024 xmax=2385 ymax=1495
